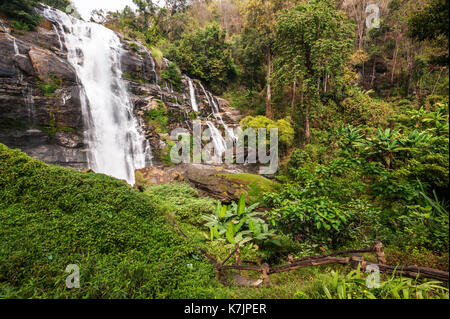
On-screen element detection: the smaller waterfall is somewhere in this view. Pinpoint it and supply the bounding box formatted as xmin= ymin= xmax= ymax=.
xmin=149 ymin=54 xmax=159 ymax=84
xmin=24 ymin=86 xmax=36 ymax=127
xmin=52 ymin=24 xmax=64 ymax=51
xmin=12 ymin=38 xmax=27 ymax=58
xmin=188 ymin=78 xmax=199 ymax=112
xmin=13 ymin=38 xmax=19 ymax=55
xmin=199 ymin=83 xmax=237 ymax=143
xmin=206 ymin=121 xmax=227 ymax=160
xmin=208 ymin=91 xmax=237 ymax=141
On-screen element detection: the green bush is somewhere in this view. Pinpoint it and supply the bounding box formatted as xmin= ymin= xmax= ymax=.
xmin=144 ymin=101 xmax=169 ymax=133
xmin=144 ymin=182 xmax=217 ymax=226
xmin=202 ymin=194 xmax=280 ymax=247
xmin=161 ymin=62 xmax=183 ymax=92
xmin=0 ymin=144 xmax=216 ymax=298
xmin=37 ymin=74 xmax=62 ymax=97
xmin=240 ymin=115 xmax=295 ymax=152
xmin=165 ymin=23 xmax=237 ymax=94
xmin=0 ymin=0 xmax=72 ymax=30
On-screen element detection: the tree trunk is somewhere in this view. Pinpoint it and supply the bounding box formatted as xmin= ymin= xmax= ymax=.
xmin=304 ymin=103 xmax=310 ymax=144
xmin=391 ymin=34 xmax=399 ymax=84
xmin=266 ymin=48 xmax=272 ymax=118
xmin=291 ymin=80 xmax=296 ymax=110
xmin=299 ymin=78 xmax=304 ymax=106
xmin=370 ymin=59 xmax=376 ymax=86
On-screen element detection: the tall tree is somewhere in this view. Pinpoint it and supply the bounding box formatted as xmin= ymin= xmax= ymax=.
xmin=240 ymin=0 xmax=300 ymax=118
xmin=274 ymin=0 xmax=354 ymax=143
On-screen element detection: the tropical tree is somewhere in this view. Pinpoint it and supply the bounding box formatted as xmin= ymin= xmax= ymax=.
xmin=274 ymin=0 xmax=354 ymax=143
xmin=240 ymin=0 xmax=301 ymax=118
xmin=166 ymin=22 xmax=237 ymax=93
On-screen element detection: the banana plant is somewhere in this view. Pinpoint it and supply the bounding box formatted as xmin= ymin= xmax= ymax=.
xmin=201 ymin=193 xmax=280 ymax=246
xmin=362 ymin=128 xmax=409 ymax=169
xmin=336 ymin=124 xmax=365 ymax=155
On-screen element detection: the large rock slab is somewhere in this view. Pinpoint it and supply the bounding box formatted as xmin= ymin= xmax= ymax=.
xmin=135 ymin=164 xmax=279 ymax=204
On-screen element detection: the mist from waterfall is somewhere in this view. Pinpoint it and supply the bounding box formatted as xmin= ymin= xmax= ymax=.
xmin=42 ymin=6 xmax=152 ymax=185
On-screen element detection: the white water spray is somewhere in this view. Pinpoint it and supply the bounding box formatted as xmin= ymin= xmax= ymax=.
xmin=206 ymin=121 xmax=227 ymax=161
xmin=42 ymin=6 xmax=151 ymax=185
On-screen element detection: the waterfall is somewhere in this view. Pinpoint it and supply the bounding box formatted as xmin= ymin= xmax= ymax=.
xmin=187 ymin=77 xmax=199 ymax=112
xmin=204 ymin=87 xmax=237 ymax=142
xmin=52 ymin=24 xmax=64 ymax=51
xmin=149 ymin=53 xmax=159 ymax=84
xmin=13 ymin=39 xmax=19 ymax=55
xmin=24 ymin=86 xmax=35 ymax=127
xmin=206 ymin=121 xmax=227 ymax=161
xmin=42 ymin=6 xmax=151 ymax=185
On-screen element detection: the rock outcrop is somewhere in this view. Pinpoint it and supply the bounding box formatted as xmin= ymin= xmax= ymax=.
xmin=135 ymin=164 xmax=278 ymax=204
xmin=0 ymin=17 xmax=86 ymax=168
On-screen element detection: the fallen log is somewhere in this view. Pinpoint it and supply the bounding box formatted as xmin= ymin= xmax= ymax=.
xmin=366 ymin=262 xmax=449 ymax=282
xmin=270 ymin=257 xmax=351 ymax=274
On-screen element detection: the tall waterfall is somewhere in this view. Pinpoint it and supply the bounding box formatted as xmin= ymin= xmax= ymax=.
xmin=42 ymin=7 xmax=151 ymax=185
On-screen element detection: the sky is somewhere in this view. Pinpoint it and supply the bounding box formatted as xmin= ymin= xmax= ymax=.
xmin=71 ymin=0 xmax=138 ymax=21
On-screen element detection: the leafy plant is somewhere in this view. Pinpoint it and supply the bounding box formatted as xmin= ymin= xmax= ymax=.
xmin=336 ymin=124 xmax=365 ymax=156
xmin=161 ymin=62 xmax=183 ymax=92
xmin=202 ymin=194 xmax=279 ymax=247
xmin=361 ymin=128 xmax=409 ymax=169
xmin=316 ymin=265 xmax=448 ymax=299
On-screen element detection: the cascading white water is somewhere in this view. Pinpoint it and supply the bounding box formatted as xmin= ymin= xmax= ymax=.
xmin=42 ymin=7 xmax=151 ymax=185
xmin=199 ymin=82 xmax=237 ymax=142
xmin=206 ymin=121 xmax=227 ymax=160
xmin=13 ymin=39 xmax=19 ymax=55
xmin=187 ymin=77 xmax=199 ymax=112
xmin=24 ymin=86 xmax=35 ymax=126
xmin=147 ymin=49 xmax=159 ymax=84
xmin=52 ymin=24 xmax=63 ymax=51
xmin=208 ymin=92 xmax=237 ymax=141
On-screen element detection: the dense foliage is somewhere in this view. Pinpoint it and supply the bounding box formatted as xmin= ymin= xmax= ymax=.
xmin=0 ymin=144 xmax=216 ymax=298
xmin=0 ymin=0 xmax=72 ymax=30
xmin=1 ymin=0 xmax=449 ymax=299
xmin=165 ymin=23 xmax=237 ymax=93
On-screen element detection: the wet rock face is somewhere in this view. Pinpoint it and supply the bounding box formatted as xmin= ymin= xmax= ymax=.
xmin=0 ymin=19 xmax=86 ymax=169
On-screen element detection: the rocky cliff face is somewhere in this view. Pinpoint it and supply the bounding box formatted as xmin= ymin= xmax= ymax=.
xmin=0 ymin=17 xmax=86 ymax=168
xmin=0 ymin=12 xmax=241 ymax=170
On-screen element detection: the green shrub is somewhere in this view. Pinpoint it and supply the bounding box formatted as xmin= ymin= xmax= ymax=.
xmin=144 ymin=182 xmax=217 ymax=226
xmin=202 ymin=194 xmax=280 ymax=247
xmin=161 ymin=62 xmax=183 ymax=92
xmin=37 ymin=74 xmax=62 ymax=97
xmin=144 ymin=101 xmax=169 ymax=133
xmin=240 ymin=115 xmax=295 ymax=152
xmin=129 ymin=42 xmax=139 ymax=52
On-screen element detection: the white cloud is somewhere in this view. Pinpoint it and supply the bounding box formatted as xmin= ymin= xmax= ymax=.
xmin=71 ymin=0 xmax=138 ymax=20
